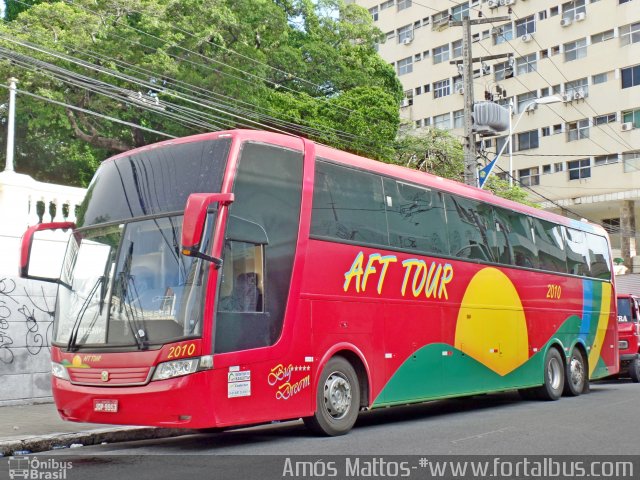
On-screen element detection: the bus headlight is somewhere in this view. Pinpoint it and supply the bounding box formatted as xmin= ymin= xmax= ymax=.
xmin=152 ymin=358 xmax=200 ymax=381
xmin=51 ymin=362 xmax=70 ymax=381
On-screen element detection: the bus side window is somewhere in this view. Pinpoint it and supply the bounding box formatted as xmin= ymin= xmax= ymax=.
xmin=218 ymin=241 xmax=264 ymax=313
xmin=585 ymin=232 xmax=612 ymax=280
xmin=444 ymin=195 xmax=494 ymax=263
xmin=532 ymin=219 xmax=567 ymax=273
xmin=565 ymin=228 xmax=590 ymax=276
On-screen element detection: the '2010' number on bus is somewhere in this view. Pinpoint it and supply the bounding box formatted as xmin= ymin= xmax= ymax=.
xmin=168 ymin=343 xmax=196 ymax=359
xmin=546 ymin=284 xmax=561 ymax=299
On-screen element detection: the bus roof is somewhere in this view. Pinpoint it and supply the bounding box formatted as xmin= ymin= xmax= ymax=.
xmin=102 ymin=129 xmax=607 ymax=238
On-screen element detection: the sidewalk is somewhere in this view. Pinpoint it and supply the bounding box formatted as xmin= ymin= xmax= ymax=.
xmin=0 ymin=403 xmax=194 ymax=456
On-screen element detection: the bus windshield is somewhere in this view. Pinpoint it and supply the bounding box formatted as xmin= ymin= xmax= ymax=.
xmin=55 ymin=215 xmax=210 ymax=349
xmin=53 ymin=136 xmax=231 ymax=350
xmin=617 ymin=297 xmax=634 ymax=323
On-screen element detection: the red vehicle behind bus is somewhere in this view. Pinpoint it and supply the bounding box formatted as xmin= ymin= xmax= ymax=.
xmin=21 ymin=130 xmax=617 ymax=436
xmin=616 ymin=293 xmax=640 ymax=382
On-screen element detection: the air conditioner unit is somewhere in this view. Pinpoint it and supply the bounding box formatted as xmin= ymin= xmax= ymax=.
xmin=561 ymin=93 xmax=573 ymax=102
xmin=521 ymin=33 xmax=533 ymax=42
xmin=491 ymin=26 xmax=503 ymax=36
xmin=560 ymin=18 xmax=572 ymax=27
xmin=573 ymin=90 xmax=585 ymax=100
xmin=402 ymin=37 xmax=413 ymax=45
xmin=487 ymin=0 xmax=499 ymax=8
xmin=502 ymin=0 xmax=515 ymax=5
xmin=401 ymin=98 xmax=410 ymax=107
xmin=575 ymin=12 xmax=586 ymax=21
xmin=455 ymin=85 xmax=464 ymax=95
xmin=621 ymin=122 xmax=634 ymax=131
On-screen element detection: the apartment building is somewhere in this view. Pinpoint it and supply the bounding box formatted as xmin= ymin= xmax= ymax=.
xmin=350 ymin=0 xmax=640 ymax=261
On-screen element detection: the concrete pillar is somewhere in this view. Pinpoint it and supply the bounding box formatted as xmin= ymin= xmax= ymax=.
xmin=621 ymin=200 xmax=637 ymax=270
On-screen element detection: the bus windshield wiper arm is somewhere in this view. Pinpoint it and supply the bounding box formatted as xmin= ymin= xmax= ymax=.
xmin=67 ymin=277 xmax=104 ymax=352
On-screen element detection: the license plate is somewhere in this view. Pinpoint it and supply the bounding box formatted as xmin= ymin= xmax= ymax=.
xmin=93 ymin=399 xmax=118 ymax=413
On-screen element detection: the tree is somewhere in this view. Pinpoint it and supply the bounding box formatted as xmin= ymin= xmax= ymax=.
xmin=0 ymin=0 xmax=402 ymax=186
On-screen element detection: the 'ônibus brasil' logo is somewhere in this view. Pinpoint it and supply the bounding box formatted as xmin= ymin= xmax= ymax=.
xmin=343 ymin=252 xmax=454 ymax=299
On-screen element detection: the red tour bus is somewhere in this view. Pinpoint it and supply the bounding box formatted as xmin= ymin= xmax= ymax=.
xmin=20 ymin=130 xmax=617 ymax=436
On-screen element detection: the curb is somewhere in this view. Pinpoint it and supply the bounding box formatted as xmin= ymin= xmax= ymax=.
xmin=0 ymin=427 xmax=195 ymax=456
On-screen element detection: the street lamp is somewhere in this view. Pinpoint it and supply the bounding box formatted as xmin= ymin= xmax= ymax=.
xmin=479 ymin=94 xmax=563 ymax=189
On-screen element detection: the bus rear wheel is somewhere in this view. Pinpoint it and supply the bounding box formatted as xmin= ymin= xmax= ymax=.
xmin=535 ymin=348 xmax=564 ymax=401
xmin=303 ymin=356 xmax=360 ymax=436
xmin=563 ymin=348 xmax=587 ymax=396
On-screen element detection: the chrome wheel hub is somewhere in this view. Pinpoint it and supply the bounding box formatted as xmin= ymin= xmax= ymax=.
xmin=324 ymin=372 xmax=352 ymax=419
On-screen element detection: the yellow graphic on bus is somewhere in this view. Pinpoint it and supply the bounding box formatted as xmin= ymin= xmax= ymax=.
xmin=455 ymin=267 xmax=529 ymax=376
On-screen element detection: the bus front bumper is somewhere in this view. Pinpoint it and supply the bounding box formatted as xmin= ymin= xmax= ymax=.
xmin=53 ymin=371 xmax=216 ymax=429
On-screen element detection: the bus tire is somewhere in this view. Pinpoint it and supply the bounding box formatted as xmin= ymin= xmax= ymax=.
xmin=629 ymin=358 xmax=640 ymax=383
xmin=303 ymin=356 xmax=360 ymax=436
xmin=535 ymin=347 xmax=564 ymax=401
xmin=563 ymin=348 xmax=587 ymax=396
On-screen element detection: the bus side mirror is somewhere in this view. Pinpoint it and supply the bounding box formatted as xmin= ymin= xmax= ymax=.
xmin=181 ymin=193 xmax=234 ymax=266
xmin=20 ymin=221 xmax=76 ymax=281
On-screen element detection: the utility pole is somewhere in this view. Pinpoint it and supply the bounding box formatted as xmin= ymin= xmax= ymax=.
xmin=461 ymin=18 xmax=475 ymax=187
xmin=450 ymin=16 xmax=510 ymax=187
xmin=5 ymin=77 xmax=17 ymax=172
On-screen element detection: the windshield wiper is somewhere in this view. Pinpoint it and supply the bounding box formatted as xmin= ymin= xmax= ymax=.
xmin=117 ymin=271 xmax=148 ymax=350
xmin=67 ymin=277 xmax=104 ymax=352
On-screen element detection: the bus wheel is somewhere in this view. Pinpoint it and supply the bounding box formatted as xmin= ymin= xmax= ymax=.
xmin=629 ymin=358 xmax=640 ymax=383
xmin=535 ymin=348 xmax=564 ymax=401
xmin=563 ymin=348 xmax=587 ymax=396
xmin=303 ymin=356 xmax=360 ymax=436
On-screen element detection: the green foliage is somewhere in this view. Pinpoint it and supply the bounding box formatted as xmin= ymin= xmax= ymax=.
xmin=393 ymin=128 xmax=465 ymax=182
xmin=0 ymin=0 xmax=402 ymax=186
xmin=483 ymin=175 xmax=539 ymax=207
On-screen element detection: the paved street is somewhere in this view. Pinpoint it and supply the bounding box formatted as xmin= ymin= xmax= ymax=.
xmin=50 ymin=379 xmax=639 ymax=456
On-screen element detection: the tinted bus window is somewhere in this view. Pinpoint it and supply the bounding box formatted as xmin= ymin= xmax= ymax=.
xmin=586 ymin=233 xmax=612 ymax=280
xmin=493 ymin=208 xmax=539 ymax=268
xmin=383 ymin=179 xmax=448 ymax=255
xmin=565 ymin=228 xmax=590 ymax=276
xmin=532 ymin=219 xmax=567 ymax=273
xmin=215 ymin=143 xmax=303 ymax=353
xmin=311 ymin=161 xmax=387 ymax=246
xmin=445 ymin=195 xmax=495 ymax=262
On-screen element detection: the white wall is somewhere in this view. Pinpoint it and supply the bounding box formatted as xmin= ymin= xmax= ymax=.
xmin=0 ymin=171 xmax=86 ymax=405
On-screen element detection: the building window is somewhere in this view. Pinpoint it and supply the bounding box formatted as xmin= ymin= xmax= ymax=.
xmin=592 ymin=72 xmax=610 ymax=84
xmin=554 ymin=162 xmax=564 ymax=172
xmin=433 ymin=44 xmax=450 ymax=64
xmin=380 ymin=0 xmax=395 ymax=10
xmin=432 ymin=9 xmax=449 ymax=26
xmin=415 ymin=53 xmax=422 ymax=62
xmin=494 ymin=61 xmax=513 ymax=81
xmin=550 ymin=6 xmax=559 ymax=16
xmin=564 ymin=38 xmax=587 ymax=62
xmin=542 ymin=126 xmax=551 ymax=136
xmin=623 ymin=151 xmax=640 ymax=173
xmin=622 ymin=65 xmax=640 ymax=89
xmin=433 ymin=113 xmax=451 ymax=130
xmin=397 ymin=0 xmax=412 ymax=11
xmin=452 ymin=39 xmax=463 ymax=59
xmin=397 ymin=57 xmax=413 ymax=76
xmin=565 ymin=77 xmax=589 ymax=97
xmin=516 ymin=54 xmax=537 ymax=75
xmin=386 ymin=31 xmax=395 ymax=41
xmin=433 ymin=79 xmax=451 ymax=98
xmin=591 ymin=29 xmax=614 ymax=44
xmin=539 ymin=10 xmax=548 ymax=21
xmin=561 ymin=0 xmax=586 ymax=21
xmin=622 ymin=108 xmax=640 ymax=127
xmin=415 ymin=86 xmax=422 ymax=96
xmin=620 ymin=21 xmax=640 ymax=46
xmin=553 ymin=124 xmax=563 ymax=134
xmin=519 ymin=167 xmax=540 ymax=186
xmin=403 ymin=90 xmax=414 ymax=106
xmin=516 ymin=91 xmax=537 ymax=113
xmin=415 ymin=119 xmax=422 ymax=128
xmin=451 ymin=2 xmax=470 ymax=21
xmin=397 ymin=25 xmax=414 ymax=44
xmin=542 ymin=164 xmax=552 ymax=174
xmin=424 ymin=117 xmax=432 ymax=126
xmin=515 ymin=15 xmax=536 ymax=37
xmin=453 ymin=109 xmax=464 ymax=128
xmin=593 ymin=113 xmax=616 ymax=125
xmin=567 ymin=119 xmax=590 ymax=141
xmin=602 ymin=218 xmax=620 ymax=235
xmin=496 ymin=136 xmax=508 ymax=153
xmin=595 ymin=154 xmax=619 ymax=165
xmin=494 ymin=23 xmax=514 ymax=45
xmin=369 ymin=6 xmax=379 ymax=21
xmin=517 ymin=130 xmax=539 ymax=151
xmin=568 ymin=158 xmax=591 ymax=180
